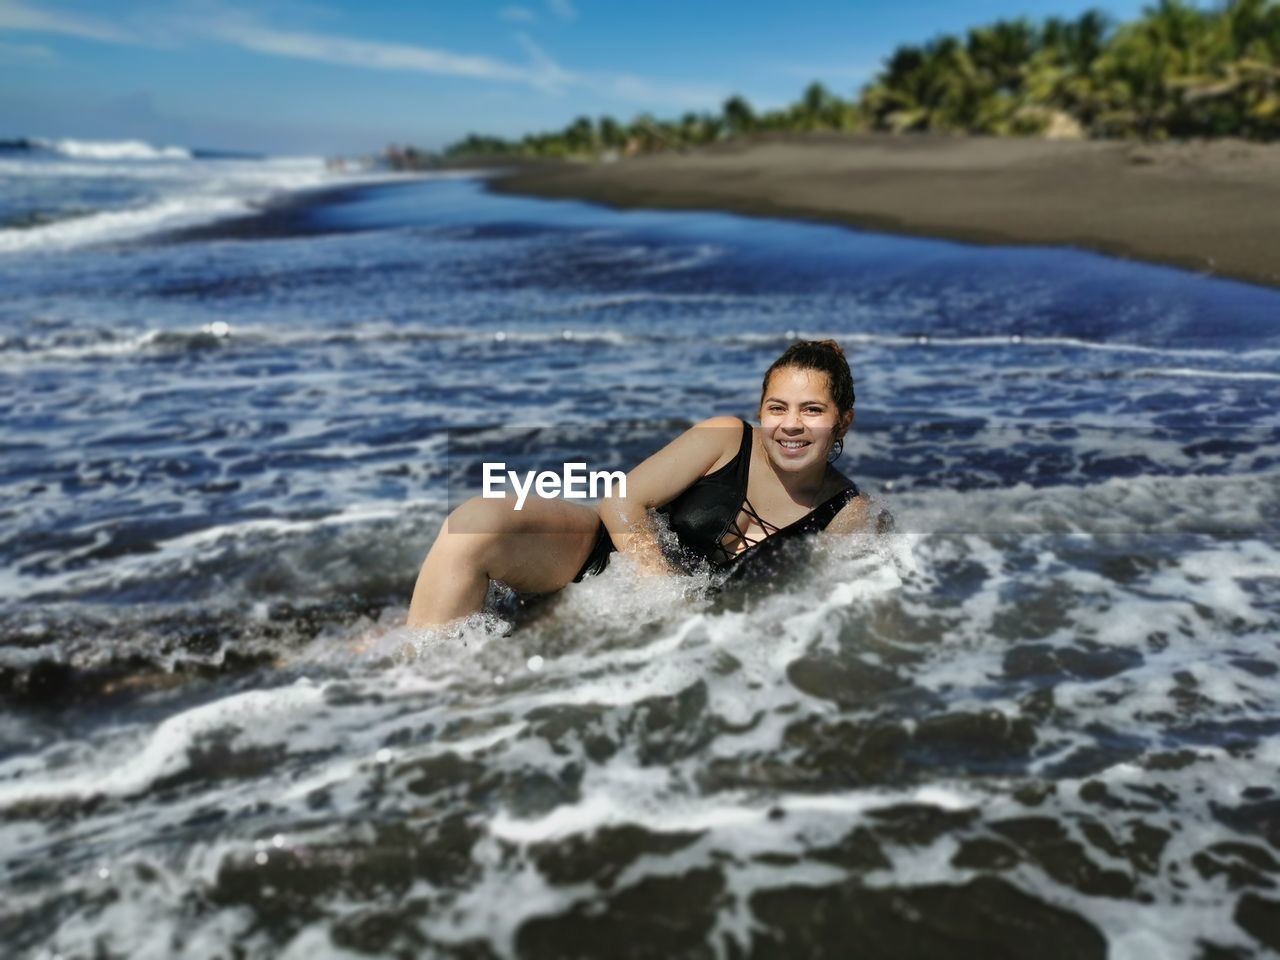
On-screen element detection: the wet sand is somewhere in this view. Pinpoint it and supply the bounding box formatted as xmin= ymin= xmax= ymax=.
xmin=488 ymin=134 xmax=1280 ymax=289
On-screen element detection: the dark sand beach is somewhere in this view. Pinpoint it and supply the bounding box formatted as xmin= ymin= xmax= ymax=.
xmin=490 ymin=134 xmax=1280 ymax=289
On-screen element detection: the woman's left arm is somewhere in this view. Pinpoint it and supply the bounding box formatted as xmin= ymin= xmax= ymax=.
xmin=823 ymin=493 xmax=873 ymax=535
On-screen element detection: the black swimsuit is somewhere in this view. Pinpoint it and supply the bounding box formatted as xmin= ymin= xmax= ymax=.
xmin=573 ymin=419 xmax=858 ymax=582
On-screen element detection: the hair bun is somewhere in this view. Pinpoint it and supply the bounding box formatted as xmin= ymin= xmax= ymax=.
xmin=762 ymin=338 xmax=855 ymax=412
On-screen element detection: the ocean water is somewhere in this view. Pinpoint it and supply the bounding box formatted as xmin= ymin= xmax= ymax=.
xmin=2 ymin=140 xmax=1279 ymax=959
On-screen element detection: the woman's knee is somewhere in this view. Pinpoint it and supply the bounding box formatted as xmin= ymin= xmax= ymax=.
xmin=426 ymin=497 xmax=514 ymax=572
xmin=444 ymin=495 xmax=520 ymax=538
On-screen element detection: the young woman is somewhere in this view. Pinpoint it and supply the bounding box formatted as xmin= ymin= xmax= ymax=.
xmin=406 ymin=339 xmax=868 ymax=627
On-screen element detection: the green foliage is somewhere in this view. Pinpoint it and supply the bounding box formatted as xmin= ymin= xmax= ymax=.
xmin=438 ymin=0 xmax=1280 ymax=160
xmin=863 ymin=0 xmax=1280 ymax=140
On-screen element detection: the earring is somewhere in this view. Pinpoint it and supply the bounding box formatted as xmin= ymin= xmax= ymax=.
xmin=828 ymin=437 xmax=844 ymax=461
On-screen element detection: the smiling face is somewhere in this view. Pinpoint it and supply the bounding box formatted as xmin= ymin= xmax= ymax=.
xmin=759 ymin=366 xmax=853 ymax=475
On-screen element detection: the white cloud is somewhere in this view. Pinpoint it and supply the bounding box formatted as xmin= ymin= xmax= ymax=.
xmin=546 ymin=0 xmax=576 ymax=22
xmin=3 ymin=1 xmax=725 ymax=115
xmin=202 ymin=14 xmax=568 ymax=91
xmin=499 ymin=5 xmax=536 ymax=22
xmin=599 ymin=72 xmax=728 ymax=111
xmin=0 ymin=0 xmax=137 ymax=43
xmin=510 ymin=33 xmax=721 ymax=109
xmin=0 ymin=37 xmax=54 ymax=61
xmin=200 ymin=11 xmax=722 ymax=109
xmin=513 ymin=32 xmax=575 ymax=92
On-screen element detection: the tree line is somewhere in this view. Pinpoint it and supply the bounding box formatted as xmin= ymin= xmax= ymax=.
xmin=428 ymin=0 xmax=1279 ymax=163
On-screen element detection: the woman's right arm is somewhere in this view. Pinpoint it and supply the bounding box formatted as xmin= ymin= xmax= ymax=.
xmin=598 ymin=415 xmax=742 ymax=575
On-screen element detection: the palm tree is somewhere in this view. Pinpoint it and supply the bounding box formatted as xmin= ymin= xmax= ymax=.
xmin=967 ymin=18 xmax=1036 ymax=95
xmin=795 ymin=81 xmax=840 ymax=129
xmin=1031 ymin=10 xmax=1112 ymax=124
xmin=1172 ymin=0 xmax=1280 ymax=137
xmin=563 ymin=115 xmax=596 ymax=155
xmin=598 ymin=115 xmax=625 ymax=151
xmin=1090 ymin=0 xmax=1209 ymax=137
xmin=628 ymin=113 xmax=669 ymax=153
xmin=863 ymin=36 xmax=988 ymax=132
xmin=722 ymin=95 xmax=756 ymax=135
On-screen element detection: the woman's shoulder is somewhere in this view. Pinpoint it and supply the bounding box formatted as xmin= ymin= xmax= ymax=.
xmin=824 ymin=463 xmax=859 ymax=497
xmin=692 ymin=415 xmax=748 ymax=432
xmin=687 ymin=415 xmax=748 ymax=475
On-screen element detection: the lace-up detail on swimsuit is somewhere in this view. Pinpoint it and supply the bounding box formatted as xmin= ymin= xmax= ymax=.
xmin=713 ymin=496 xmax=783 ymax=564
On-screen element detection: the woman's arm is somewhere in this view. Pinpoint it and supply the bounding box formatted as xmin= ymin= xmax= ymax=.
xmin=823 ymin=493 xmax=872 ymax=535
xmin=824 ymin=493 xmax=895 ymax=536
xmin=598 ymin=416 xmax=742 ymax=574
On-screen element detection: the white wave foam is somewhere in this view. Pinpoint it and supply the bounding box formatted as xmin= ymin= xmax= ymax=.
xmin=7 ymin=501 xmax=1276 ymax=959
xmin=889 ymin=469 xmax=1280 ymax=536
xmin=33 ymin=137 xmax=193 ymax=161
xmin=0 ymin=494 xmax=446 ymax=603
xmin=0 ymin=194 xmax=247 ymax=253
xmin=5 ymin=311 xmax=1276 ymax=372
xmin=0 ymin=155 xmax=407 ymax=253
xmin=1131 ymin=365 xmax=1280 ymax=382
xmin=637 ymin=242 xmax=721 ymax=275
xmin=0 ymin=680 xmax=327 ymax=806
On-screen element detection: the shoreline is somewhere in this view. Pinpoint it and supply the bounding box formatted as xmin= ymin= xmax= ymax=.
xmin=485 ymin=134 xmax=1280 ymax=290
xmin=157 ymin=181 xmax=386 ymax=244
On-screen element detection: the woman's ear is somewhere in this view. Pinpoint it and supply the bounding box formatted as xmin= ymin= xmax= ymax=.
xmin=838 ymin=409 xmax=854 ymax=438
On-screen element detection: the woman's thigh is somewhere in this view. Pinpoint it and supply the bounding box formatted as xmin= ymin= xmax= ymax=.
xmin=467 ymin=496 xmax=601 ymax=594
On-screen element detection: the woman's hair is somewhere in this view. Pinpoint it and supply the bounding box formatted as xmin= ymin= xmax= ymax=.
xmin=760 ymin=339 xmax=855 ymax=413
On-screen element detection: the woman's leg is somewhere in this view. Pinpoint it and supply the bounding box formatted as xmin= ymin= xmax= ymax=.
xmin=406 ymin=495 xmax=601 ymax=627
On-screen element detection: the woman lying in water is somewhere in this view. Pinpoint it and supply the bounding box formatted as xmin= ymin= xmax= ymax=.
xmin=407 ymin=339 xmax=869 ymax=627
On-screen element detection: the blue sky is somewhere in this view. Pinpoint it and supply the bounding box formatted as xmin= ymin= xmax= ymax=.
xmin=1 ymin=0 xmax=1151 ymax=155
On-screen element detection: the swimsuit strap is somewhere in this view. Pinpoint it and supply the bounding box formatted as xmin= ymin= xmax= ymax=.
xmin=713 ymin=423 xmax=767 ymax=563
xmin=718 ymin=421 xmax=806 ymax=562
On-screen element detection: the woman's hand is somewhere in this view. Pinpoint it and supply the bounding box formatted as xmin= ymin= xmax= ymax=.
xmin=619 ymin=511 xmax=678 ymax=577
